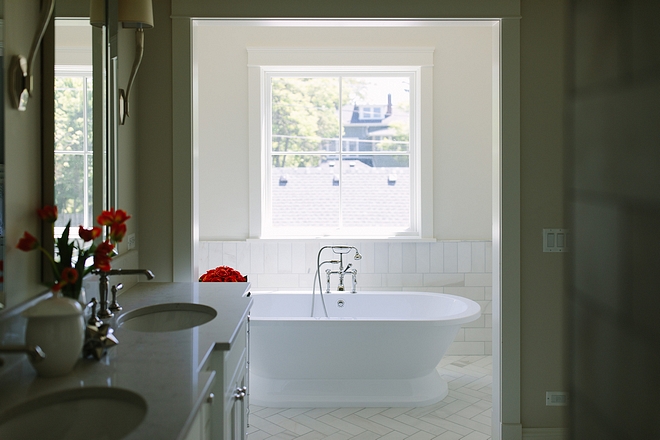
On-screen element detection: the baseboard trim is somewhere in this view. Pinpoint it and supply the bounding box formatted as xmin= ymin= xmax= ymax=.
xmin=501 ymin=423 xmax=523 ymax=440
xmin=522 ymin=427 xmax=568 ymax=439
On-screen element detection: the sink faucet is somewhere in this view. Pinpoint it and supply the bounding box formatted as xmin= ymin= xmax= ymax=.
xmin=94 ymin=269 xmax=155 ymax=318
xmin=318 ymin=245 xmax=361 ymax=294
xmin=0 ymin=345 xmax=46 ymax=365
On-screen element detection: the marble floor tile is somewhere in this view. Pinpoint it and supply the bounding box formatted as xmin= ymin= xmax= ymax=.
xmin=248 ymin=356 xmax=492 ymax=440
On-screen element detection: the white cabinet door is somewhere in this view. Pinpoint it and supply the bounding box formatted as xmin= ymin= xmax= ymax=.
xmin=226 ymin=373 xmax=247 ymax=439
xmin=209 ymin=318 xmax=249 ymax=440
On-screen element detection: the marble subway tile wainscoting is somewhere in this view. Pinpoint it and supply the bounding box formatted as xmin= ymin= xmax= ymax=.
xmin=199 ymin=240 xmax=493 ymax=356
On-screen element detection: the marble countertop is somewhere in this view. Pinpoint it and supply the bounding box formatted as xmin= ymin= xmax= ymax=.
xmin=0 ymin=282 xmax=253 ymax=440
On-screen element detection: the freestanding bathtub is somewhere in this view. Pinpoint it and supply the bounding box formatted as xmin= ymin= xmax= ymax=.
xmin=249 ymin=291 xmax=481 ymax=407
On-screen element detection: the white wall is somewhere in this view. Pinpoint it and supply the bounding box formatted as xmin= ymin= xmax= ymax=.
xmin=194 ymin=22 xmax=494 ymax=241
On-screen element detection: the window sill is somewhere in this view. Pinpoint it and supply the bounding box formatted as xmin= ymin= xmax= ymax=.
xmin=246 ymin=236 xmax=438 ymax=243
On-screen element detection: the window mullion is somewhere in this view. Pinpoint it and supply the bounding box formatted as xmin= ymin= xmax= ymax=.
xmin=338 ymin=76 xmax=343 ymax=229
xmin=82 ymin=76 xmax=90 ymax=227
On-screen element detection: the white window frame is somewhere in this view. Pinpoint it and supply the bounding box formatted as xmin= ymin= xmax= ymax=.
xmin=248 ymin=47 xmax=435 ymax=239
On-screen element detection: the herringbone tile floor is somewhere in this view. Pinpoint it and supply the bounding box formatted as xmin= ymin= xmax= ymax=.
xmin=247 ymin=355 xmax=492 ymax=440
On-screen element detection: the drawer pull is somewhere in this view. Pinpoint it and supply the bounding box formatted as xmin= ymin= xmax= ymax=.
xmin=207 ymin=393 xmax=214 ymax=404
xmin=234 ymin=386 xmax=247 ymax=400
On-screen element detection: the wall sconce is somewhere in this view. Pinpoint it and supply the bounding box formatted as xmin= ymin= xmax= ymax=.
xmin=90 ymin=0 xmax=154 ymax=125
xmin=8 ymin=0 xmax=55 ymax=111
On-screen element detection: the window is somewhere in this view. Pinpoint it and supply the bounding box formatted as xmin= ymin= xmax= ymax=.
xmin=54 ymin=68 xmax=94 ymax=236
xmin=359 ymin=106 xmax=384 ymax=120
xmin=248 ymin=47 xmax=433 ymax=239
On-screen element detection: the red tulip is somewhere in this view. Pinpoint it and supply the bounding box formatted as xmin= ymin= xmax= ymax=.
xmin=79 ymin=226 xmax=102 ymax=242
xmin=97 ymin=208 xmax=131 ymax=226
xmin=37 ymin=205 xmax=58 ymax=223
xmin=94 ymin=240 xmax=115 ymax=271
xmin=109 ymin=223 xmax=127 ymax=243
xmin=17 ymin=232 xmax=39 ymax=251
xmin=61 ymin=267 xmax=79 ymax=285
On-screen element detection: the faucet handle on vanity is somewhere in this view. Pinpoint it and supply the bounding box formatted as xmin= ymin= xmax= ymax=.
xmin=87 ymin=298 xmax=103 ymax=327
xmin=109 ymin=283 xmax=124 ymax=312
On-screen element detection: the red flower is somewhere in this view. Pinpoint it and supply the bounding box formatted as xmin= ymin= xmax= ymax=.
xmin=97 ymin=208 xmax=131 ymax=227
xmin=17 ymin=232 xmax=39 ymax=251
xmin=199 ymin=266 xmax=246 ymax=282
xmin=37 ymin=205 xmax=58 ymax=223
xmin=79 ymin=226 xmax=102 ymax=242
xmin=52 ymin=281 xmax=65 ymax=293
xmin=94 ymin=240 xmax=115 ymax=271
xmin=109 ymin=223 xmax=127 ymax=243
xmin=61 ymin=267 xmax=79 ymax=285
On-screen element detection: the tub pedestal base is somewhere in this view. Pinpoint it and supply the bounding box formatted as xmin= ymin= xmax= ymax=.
xmin=250 ymin=370 xmax=448 ymax=408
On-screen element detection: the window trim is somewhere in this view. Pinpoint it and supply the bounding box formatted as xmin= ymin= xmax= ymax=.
xmin=248 ymin=47 xmax=434 ymax=239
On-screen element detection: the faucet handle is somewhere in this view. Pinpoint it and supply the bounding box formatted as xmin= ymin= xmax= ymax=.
xmin=87 ymin=298 xmax=103 ymax=326
xmin=109 ymin=283 xmax=124 ymax=312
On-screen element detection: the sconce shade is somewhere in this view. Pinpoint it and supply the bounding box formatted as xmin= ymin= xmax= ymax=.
xmin=119 ymin=0 xmax=154 ymax=29
xmin=90 ymin=0 xmax=154 ymax=29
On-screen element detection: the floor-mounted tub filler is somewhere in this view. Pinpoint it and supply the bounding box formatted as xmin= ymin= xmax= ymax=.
xmin=249 ymin=290 xmax=482 ymax=407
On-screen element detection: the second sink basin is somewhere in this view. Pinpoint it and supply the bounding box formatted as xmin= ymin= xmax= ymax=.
xmin=0 ymin=387 xmax=146 ymax=440
xmin=119 ymin=303 xmax=217 ymax=332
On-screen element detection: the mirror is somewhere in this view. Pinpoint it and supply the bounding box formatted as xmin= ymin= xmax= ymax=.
xmin=51 ymin=0 xmax=118 ymax=243
xmin=1 ymin=0 xmax=5 ymax=307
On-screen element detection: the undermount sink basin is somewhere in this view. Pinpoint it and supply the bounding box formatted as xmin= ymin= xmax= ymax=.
xmin=119 ymin=303 xmax=217 ymax=332
xmin=0 ymin=387 xmax=146 ymax=440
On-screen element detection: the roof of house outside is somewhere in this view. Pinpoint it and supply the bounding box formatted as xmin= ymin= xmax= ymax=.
xmin=271 ymin=160 xmax=410 ymax=228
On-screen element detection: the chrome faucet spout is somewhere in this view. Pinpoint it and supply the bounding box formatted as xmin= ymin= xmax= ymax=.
xmin=94 ymin=268 xmax=155 ymax=318
xmin=101 ymin=269 xmax=155 ymax=280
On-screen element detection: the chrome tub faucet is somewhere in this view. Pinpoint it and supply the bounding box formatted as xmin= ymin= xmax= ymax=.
xmin=318 ymin=245 xmax=361 ymax=294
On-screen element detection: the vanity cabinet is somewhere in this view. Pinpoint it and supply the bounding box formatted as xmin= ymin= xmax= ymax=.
xmin=204 ymin=317 xmax=249 ymax=440
xmin=183 ymin=399 xmax=212 ymax=440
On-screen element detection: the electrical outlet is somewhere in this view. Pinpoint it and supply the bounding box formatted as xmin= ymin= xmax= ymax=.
xmin=546 ymin=391 xmax=568 ymax=406
xmin=127 ymin=233 xmax=136 ymax=250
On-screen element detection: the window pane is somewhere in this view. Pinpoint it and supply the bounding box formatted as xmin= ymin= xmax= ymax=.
xmin=342 ymin=77 xmax=410 ymax=153
xmin=55 ymin=153 xmax=85 ymax=228
xmin=341 ymin=155 xmax=410 ymax=228
xmin=86 ymin=76 xmax=94 ymax=150
xmin=271 ymin=155 xmax=340 ymax=228
xmin=55 ymin=77 xmax=86 ymax=152
xmin=271 ymin=77 xmax=340 ymax=154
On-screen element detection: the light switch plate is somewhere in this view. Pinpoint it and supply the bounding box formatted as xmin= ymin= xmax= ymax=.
xmin=543 ymin=229 xmax=569 ymax=252
xmin=546 ymin=391 xmax=569 ymax=406
xmin=127 ymin=233 xmax=136 ymax=250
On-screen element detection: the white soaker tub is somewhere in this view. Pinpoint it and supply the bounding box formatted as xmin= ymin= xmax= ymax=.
xmin=249 ymin=291 xmax=481 ymax=407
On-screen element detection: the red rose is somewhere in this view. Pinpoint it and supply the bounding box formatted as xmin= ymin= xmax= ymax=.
xmin=199 ymin=266 xmax=246 ymax=282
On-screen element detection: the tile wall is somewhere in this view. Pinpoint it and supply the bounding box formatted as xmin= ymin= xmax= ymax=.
xmin=199 ymin=240 xmax=493 ymax=355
